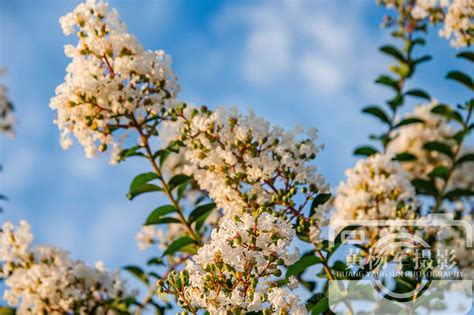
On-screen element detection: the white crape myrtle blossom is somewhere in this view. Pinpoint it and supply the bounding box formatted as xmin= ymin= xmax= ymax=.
xmin=379 ymin=0 xmax=473 ymax=47
xmin=136 ymin=223 xmax=186 ymax=251
xmin=163 ymin=212 xmax=304 ymax=314
xmin=333 ymin=153 xmax=418 ymax=228
xmin=180 ymin=106 xmax=328 ymax=218
xmin=388 ymin=102 xmax=474 ymax=191
xmin=1 ymin=220 xmax=134 ymax=314
xmin=439 ymin=0 xmax=473 ymax=47
xmin=50 ymin=0 xmax=179 ymax=164
xmin=388 ymin=101 xmax=454 ymax=180
xmin=0 ymin=69 xmax=15 ymax=136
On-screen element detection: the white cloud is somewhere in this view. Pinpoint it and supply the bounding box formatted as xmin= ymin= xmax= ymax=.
xmin=243 ymin=26 xmax=290 ymax=85
xmin=299 ymin=53 xmax=345 ymax=94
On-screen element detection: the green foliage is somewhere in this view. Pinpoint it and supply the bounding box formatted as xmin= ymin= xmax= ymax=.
xmin=353 ymin=145 xmax=378 ymax=156
xmin=123 ymin=265 xmax=149 ymax=285
xmin=145 ymin=205 xmax=177 ymax=225
xmin=162 ymin=236 xmax=196 ymax=257
xmin=127 ymin=172 xmax=161 ymax=200
xmin=286 ymin=255 xmax=322 ymax=280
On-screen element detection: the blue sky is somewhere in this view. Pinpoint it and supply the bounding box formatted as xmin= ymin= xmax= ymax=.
xmin=0 ymin=0 xmax=471 ymax=299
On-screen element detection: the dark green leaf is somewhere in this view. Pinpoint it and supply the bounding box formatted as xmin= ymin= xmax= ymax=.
xmin=429 ymin=166 xmax=449 ymax=180
xmin=457 ymin=51 xmax=474 ymax=62
xmin=145 ymin=205 xmax=177 ymax=225
xmin=354 ymin=146 xmax=379 ymax=156
xmin=393 ymin=152 xmax=417 ymax=161
xmin=362 ymin=106 xmax=390 ymax=124
xmin=162 ymin=236 xmax=196 ymax=257
xmin=332 ymin=260 xmax=348 ymax=271
xmin=405 ymin=89 xmax=430 ymax=100
xmin=188 ymin=203 xmax=216 ymax=224
xmin=144 ymin=217 xmax=181 ymax=226
xmin=128 ymin=184 xmax=162 ymax=200
xmin=387 ymin=93 xmax=404 ymax=110
xmin=147 ymin=257 xmax=164 ymax=266
xmin=286 ymin=256 xmax=322 ymax=279
xmin=119 ymin=145 xmax=144 ymax=161
xmin=168 ymin=174 xmax=191 ymax=191
xmin=413 ymin=55 xmax=432 ymax=65
xmin=131 ymin=173 xmax=159 ymax=187
xmin=379 ymin=45 xmax=405 ymax=62
xmin=457 ymin=153 xmax=474 ymax=165
xmin=431 ymin=104 xmax=464 ymax=124
xmin=0 ymin=308 xmax=15 ymax=315
xmin=123 ymin=265 xmax=149 ymax=285
xmin=311 ymin=296 xmax=329 ymax=314
xmin=445 ymin=189 xmax=474 ymax=201
xmin=395 ymin=117 xmax=424 ymax=128
xmin=412 ymin=38 xmax=426 ymax=46
xmin=310 ymin=194 xmax=331 ymax=216
xmin=375 ymin=75 xmax=399 ymax=90
xmin=446 ymin=70 xmax=473 ymax=90
xmin=423 ymin=141 xmax=453 ymax=158
xmin=159 ymin=149 xmax=172 ymax=167
xmin=412 ymin=179 xmax=438 ymax=196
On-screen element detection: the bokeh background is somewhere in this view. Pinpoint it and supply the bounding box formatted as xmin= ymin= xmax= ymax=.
xmin=0 ymin=0 xmax=471 ymax=297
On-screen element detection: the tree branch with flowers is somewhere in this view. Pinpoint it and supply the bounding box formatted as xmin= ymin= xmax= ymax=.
xmin=0 ymin=0 xmax=473 ymax=314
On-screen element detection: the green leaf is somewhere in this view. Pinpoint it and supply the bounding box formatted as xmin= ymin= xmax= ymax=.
xmin=405 ymin=89 xmax=430 ymax=100
xmin=431 ymin=104 xmax=464 ymax=124
xmin=144 ymin=217 xmax=181 ymax=226
xmin=395 ymin=117 xmax=424 ymax=128
xmin=354 ymin=146 xmax=378 ymax=156
xmin=393 ymin=152 xmax=417 ymax=161
xmin=145 ymin=205 xmax=177 ymax=225
xmin=311 ymin=296 xmax=329 ymax=314
xmin=362 ymin=106 xmax=390 ymax=124
xmin=375 ymin=75 xmax=399 ymax=90
xmin=413 ymin=55 xmax=432 ymax=65
xmin=162 ymin=236 xmax=196 ymax=257
xmin=379 ymin=45 xmax=405 ymax=62
xmin=168 ymin=174 xmax=191 ymax=191
xmin=445 ymin=189 xmax=474 ymax=201
xmin=412 ymin=179 xmax=438 ymax=196
xmin=387 ymin=93 xmax=404 ymax=110
xmin=412 ymin=38 xmax=426 ymax=46
xmin=147 ymin=257 xmax=164 ymax=266
xmin=447 ymin=70 xmax=473 ymax=90
xmin=457 ymin=153 xmax=474 ymax=165
xmin=286 ymin=255 xmax=322 ymax=280
xmin=0 ymin=308 xmax=15 ymax=315
xmin=119 ymin=145 xmax=144 ymax=161
xmin=310 ymin=194 xmax=331 ymax=216
xmin=123 ymin=265 xmax=149 ymax=285
xmin=128 ymin=172 xmax=160 ymax=199
xmin=128 ymin=184 xmax=162 ymax=200
xmin=457 ymin=51 xmax=474 ymax=62
xmin=423 ymin=141 xmax=453 ymax=158
xmin=188 ymin=203 xmax=216 ymax=224
xmin=429 ymin=166 xmax=449 ymax=180
xmin=159 ymin=149 xmax=172 ymax=167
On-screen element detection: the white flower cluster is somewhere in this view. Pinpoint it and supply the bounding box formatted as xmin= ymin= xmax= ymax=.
xmin=388 ymin=102 xmax=474 ymax=192
xmin=136 ymin=224 xmax=185 ymax=251
xmin=50 ymin=0 xmax=179 ymax=163
xmin=181 ymin=106 xmax=327 ymax=217
xmin=169 ymin=212 xmax=305 ymax=314
xmin=0 ymin=69 xmax=15 ymax=136
xmin=1 ymin=220 xmax=133 ymax=314
xmin=333 ymin=153 xmax=418 ymax=224
xmin=379 ymin=0 xmax=473 ymax=47
xmin=388 ymin=102 xmax=453 ymax=180
xmin=438 ymin=0 xmax=473 ymax=47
